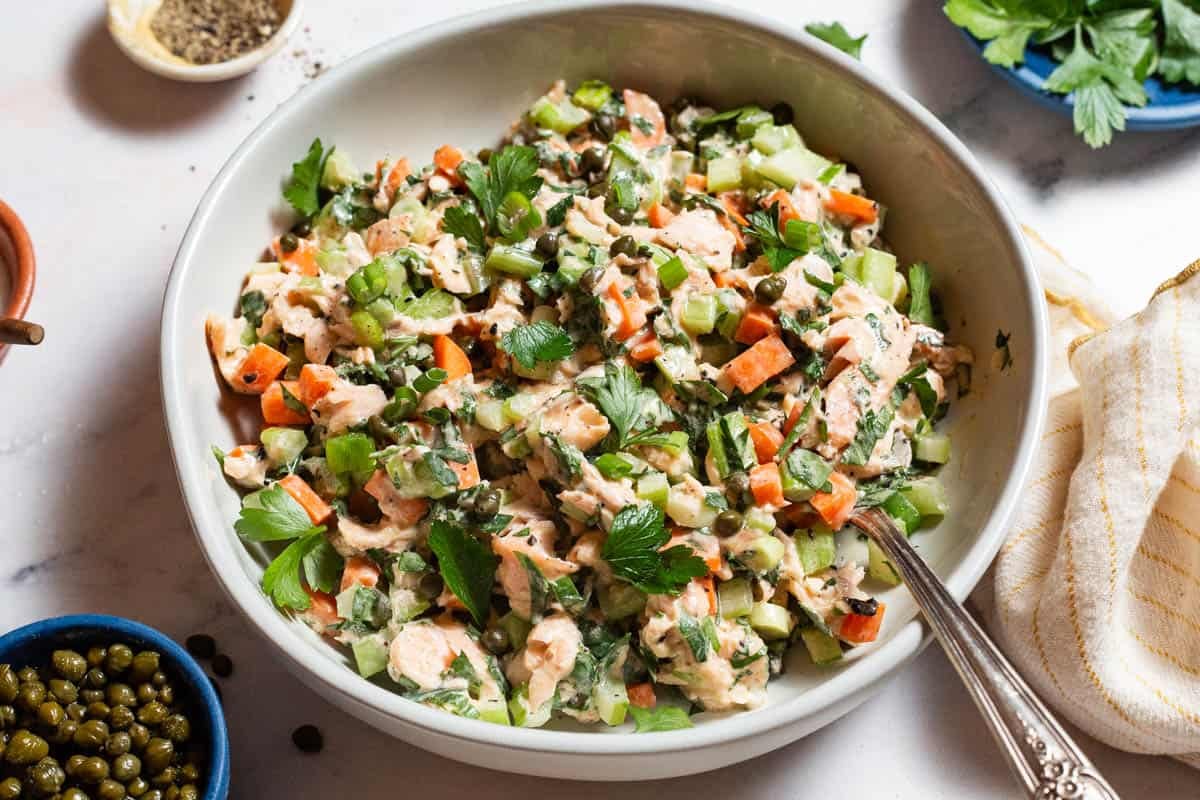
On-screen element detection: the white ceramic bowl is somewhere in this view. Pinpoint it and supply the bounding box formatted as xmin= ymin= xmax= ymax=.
xmin=161 ymin=0 xmax=1048 ymax=780
xmin=107 ymin=0 xmax=303 ymax=82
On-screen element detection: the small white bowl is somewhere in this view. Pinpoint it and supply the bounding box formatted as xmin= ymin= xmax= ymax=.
xmin=161 ymin=0 xmax=1048 ymax=781
xmin=106 ymin=0 xmax=303 ymax=82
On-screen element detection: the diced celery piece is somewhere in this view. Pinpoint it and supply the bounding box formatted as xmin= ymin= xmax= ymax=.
xmin=260 ymin=427 xmax=308 ymax=468
xmin=499 ymin=612 xmax=532 ymax=651
xmin=744 ymin=507 xmax=776 ymax=534
xmin=680 ymin=295 xmax=718 ymax=334
xmin=572 ymin=80 xmax=613 ymax=111
xmin=669 ymin=150 xmax=695 ymax=185
xmin=796 ymin=526 xmax=836 ymax=575
xmin=657 ymin=431 xmax=690 ymax=456
xmin=859 ymin=248 xmax=898 ymax=300
xmin=718 ymin=577 xmax=754 ymax=619
xmin=701 ymin=339 xmax=738 ymax=366
xmin=593 ymin=676 xmax=629 ymax=726
xmin=666 ymin=484 xmax=718 ymax=528
xmin=485 ymin=244 xmax=544 ymax=278
xmin=398 ymin=289 xmax=458 ymax=320
xmin=320 ymin=146 xmax=358 ymax=191
xmin=351 ymin=638 xmax=388 ymax=678
xmin=392 ymin=596 xmax=429 ymax=623
xmin=735 ymin=107 xmax=774 ymax=139
xmin=478 ymin=696 xmax=511 ymax=726
xmin=636 ymin=472 xmax=670 ymax=509
xmin=325 ymin=433 xmax=375 ymax=476
xmin=749 ymin=602 xmax=792 ymax=640
xmin=500 ymin=433 xmax=532 ymax=459
xmin=475 ymin=398 xmax=506 ymax=432
xmin=502 ymin=393 xmax=537 ymax=424
xmin=556 ymin=253 xmax=591 ymax=286
xmin=867 ymin=539 xmax=902 ymax=585
xmin=509 ymin=685 xmax=552 ymax=728
xmin=658 ymin=256 xmax=688 ymax=290
xmin=706 ymin=155 xmax=743 ymax=193
xmin=890 ymin=270 xmax=908 ymax=307
xmin=365 ymin=297 xmax=396 ymax=326
xmin=741 ymin=150 xmax=767 ymax=190
xmin=350 ymin=309 xmax=384 ymax=349
xmin=755 ymin=146 xmax=832 ymax=189
xmin=751 ymin=124 xmax=802 ymax=155
xmin=834 ymin=526 xmax=870 ymax=566
xmin=335 ymin=586 xmax=360 ymax=620
xmin=654 ymin=345 xmax=696 ymax=384
xmin=530 ymin=96 xmax=590 ymax=134
xmin=706 ymin=422 xmax=730 ymax=479
xmin=914 ymin=432 xmax=952 ymax=465
xmin=800 ymin=627 xmax=843 ymax=665
xmin=901 ymin=477 xmax=949 ymax=517
xmin=598 ymin=582 xmax=647 ymax=620
xmin=882 ymin=491 xmax=922 ymax=535
xmin=389 ymin=196 xmax=436 ymax=244
xmin=743 ymin=536 xmax=785 ymax=572
xmin=841 ymin=253 xmax=863 ymax=282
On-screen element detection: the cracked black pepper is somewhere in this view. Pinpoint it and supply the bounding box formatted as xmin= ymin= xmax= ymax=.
xmin=150 ymin=0 xmax=281 ymax=65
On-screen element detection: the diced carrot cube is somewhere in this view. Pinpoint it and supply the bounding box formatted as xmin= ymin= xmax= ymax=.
xmin=748 ymin=422 xmax=784 ymax=463
xmin=734 ymin=305 xmax=778 ymax=345
xmin=723 ymin=335 xmax=795 ymax=394
xmin=809 ymin=472 xmax=857 ymax=531
xmin=627 ymin=682 xmax=656 ymax=709
xmin=839 ymin=602 xmax=886 ymax=644
xmin=340 ymin=556 xmax=382 ymax=593
xmin=278 ymin=474 xmax=333 ymax=525
xmin=299 ymin=363 xmax=338 ymax=407
xmin=433 ymin=335 xmax=472 ymax=380
xmin=261 ymin=381 xmax=311 ymax=426
xmin=232 ymin=343 xmax=290 ymax=395
xmin=749 ymin=462 xmax=786 ymax=507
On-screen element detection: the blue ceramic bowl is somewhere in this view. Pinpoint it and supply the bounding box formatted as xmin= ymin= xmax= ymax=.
xmin=962 ymin=31 xmax=1200 ymax=131
xmin=0 ymin=615 xmax=230 ymax=799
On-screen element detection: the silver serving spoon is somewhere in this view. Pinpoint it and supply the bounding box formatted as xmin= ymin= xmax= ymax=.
xmin=851 ymin=508 xmax=1120 ymax=800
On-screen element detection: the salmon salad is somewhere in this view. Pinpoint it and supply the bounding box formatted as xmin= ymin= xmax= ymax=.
xmin=207 ymin=80 xmax=972 ymax=730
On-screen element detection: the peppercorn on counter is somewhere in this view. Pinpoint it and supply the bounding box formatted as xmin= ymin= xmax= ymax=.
xmin=206 ymin=80 xmax=971 ymax=730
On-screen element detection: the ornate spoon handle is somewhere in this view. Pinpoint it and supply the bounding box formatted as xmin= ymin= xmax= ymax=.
xmin=851 ymin=508 xmax=1120 ymax=800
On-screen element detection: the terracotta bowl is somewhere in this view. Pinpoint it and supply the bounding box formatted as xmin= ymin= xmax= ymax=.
xmin=0 ymin=199 xmax=36 ymax=363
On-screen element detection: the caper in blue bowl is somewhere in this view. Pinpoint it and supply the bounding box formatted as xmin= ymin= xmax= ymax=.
xmin=0 ymin=615 xmax=230 ymax=800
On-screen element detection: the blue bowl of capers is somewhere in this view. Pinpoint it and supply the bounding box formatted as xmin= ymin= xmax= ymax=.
xmin=0 ymin=615 xmax=229 ymax=799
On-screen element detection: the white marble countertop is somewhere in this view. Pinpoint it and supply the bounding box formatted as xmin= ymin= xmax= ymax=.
xmin=3 ymin=1 xmax=1199 ymax=796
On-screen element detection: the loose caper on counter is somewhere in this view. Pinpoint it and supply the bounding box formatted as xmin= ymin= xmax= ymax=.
xmin=0 ymin=645 xmax=204 ymax=799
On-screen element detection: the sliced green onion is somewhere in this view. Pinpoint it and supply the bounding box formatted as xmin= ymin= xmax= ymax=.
xmin=572 ymin=80 xmax=613 ymax=111
xmin=413 ymin=368 xmax=448 ymax=393
xmin=496 ymin=191 xmax=542 ymax=242
xmin=350 ymin=309 xmax=384 ymax=349
xmin=485 ymin=244 xmax=544 ymax=278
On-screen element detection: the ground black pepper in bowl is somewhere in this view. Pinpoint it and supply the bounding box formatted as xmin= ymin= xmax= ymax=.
xmin=150 ymin=0 xmax=282 ymax=65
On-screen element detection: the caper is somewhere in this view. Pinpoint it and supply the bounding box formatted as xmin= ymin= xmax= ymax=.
xmin=112 ymin=752 xmax=141 ymax=781
xmin=86 ymin=701 xmax=111 ymax=720
xmin=136 ymin=684 xmax=158 ymax=705
xmin=36 ymin=701 xmax=64 ymax=730
xmin=138 ymin=702 xmax=168 ymax=727
xmin=535 ymin=231 xmax=559 ymax=258
xmin=62 ymin=788 xmax=90 ymax=800
xmin=4 ymin=730 xmax=49 ymax=765
xmin=79 ymin=689 xmax=104 ymax=705
xmin=83 ymin=668 xmax=106 ymax=690
xmin=178 ymin=763 xmax=198 ymax=782
xmin=0 ymin=666 xmax=18 ymax=703
xmin=472 ymin=488 xmax=502 ymax=520
xmin=160 ymin=714 xmax=190 ymax=744
xmin=104 ymin=681 xmax=134 ymax=710
xmin=578 ymin=146 xmax=606 ymax=175
xmin=109 ymin=703 xmax=135 ymax=730
xmin=770 ymin=101 xmax=794 ymax=126
xmin=65 ymin=702 xmax=85 ymax=721
xmin=105 ymin=731 xmax=131 ymax=756
xmin=74 ymin=720 xmax=108 ymax=750
xmin=726 ymin=470 xmax=750 ymax=498
xmin=179 ymin=784 xmax=200 ymax=800
xmin=586 ymin=181 xmax=606 ymax=199
xmin=416 ymin=572 xmax=444 ymax=601
xmin=754 ymin=275 xmax=787 ymax=305
xmin=25 ymin=756 xmax=65 ymax=795
xmin=48 ymin=679 xmax=77 ymax=705
xmin=476 ymin=147 xmax=494 ymax=164
xmin=76 ymin=755 xmax=110 ymax=783
xmin=368 ymin=414 xmax=398 ymax=445
xmin=142 ymin=790 xmax=165 ymax=800
xmin=104 ymin=644 xmax=133 ymax=675
xmin=608 ymin=206 xmax=634 ymax=226
xmin=17 ymin=667 xmax=38 ymax=683
xmin=65 ymin=753 xmax=86 ymax=775
xmin=279 ymin=232 xmax=299 ymax=253
xmin=578 ymin=266 xmax=604 ymax=294
xmin=715 ymin=509 xmax=744 ymax=537
xmin=590 ymin=113 xmax=617 ymax=141
xmin=291 ymin=219 xmax=312 ymax=238
xmin=0 ymin=778 xmax=20 ymax=800
xmin=97 ymin=778 xmax=127 ymax=800
xmin=158 ymin=683 xmax=176 ymax=705
xmin=609 ymin=234 xmax=639 ymax=259
xmin=16 ymin=682 xmax=45 ymax=713
xmin=151 ymin=766 xmax=176 ymax=786
xmin=143 ymin=738 xmax=174 ymax=774
xmin=85 ymin=647 xmax=107 ymax=669
xmin=49 ymin=719 xmax=77 ymax=745
xmin=128 ymin=722 xmax=151 ymax=750
xmin=0 ymin=705 xmax=14 ymax=729
xmin=482 ymin=627 xmax=510 ymax=655
xmin=127 ymin=776 xmax=150 ymax=797
xmin=129 ymin=652 xmax=159 ymax=684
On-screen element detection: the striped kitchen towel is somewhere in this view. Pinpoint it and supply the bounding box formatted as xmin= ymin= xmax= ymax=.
xmin=983 ymin=232 xmax=1200 ymax=767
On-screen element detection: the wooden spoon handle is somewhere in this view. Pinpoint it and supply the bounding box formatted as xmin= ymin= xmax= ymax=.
xmin=0 ymin=318 xmax=44 ymax=345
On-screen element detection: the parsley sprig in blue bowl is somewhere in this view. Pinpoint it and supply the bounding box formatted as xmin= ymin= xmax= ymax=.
xmin=946 ymin=0 xmax=1200 ymax=147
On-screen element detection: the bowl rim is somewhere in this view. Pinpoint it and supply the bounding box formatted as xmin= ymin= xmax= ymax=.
xmin=958 ymin=29 xmax=1200 ymax=131
xmin=105 ymin=0 xmax=305 ymax=83
xmin=160 ymin=0 xmax=1049 ymax=758
xmin=0 ymin=614 xmax=230 ymax=799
